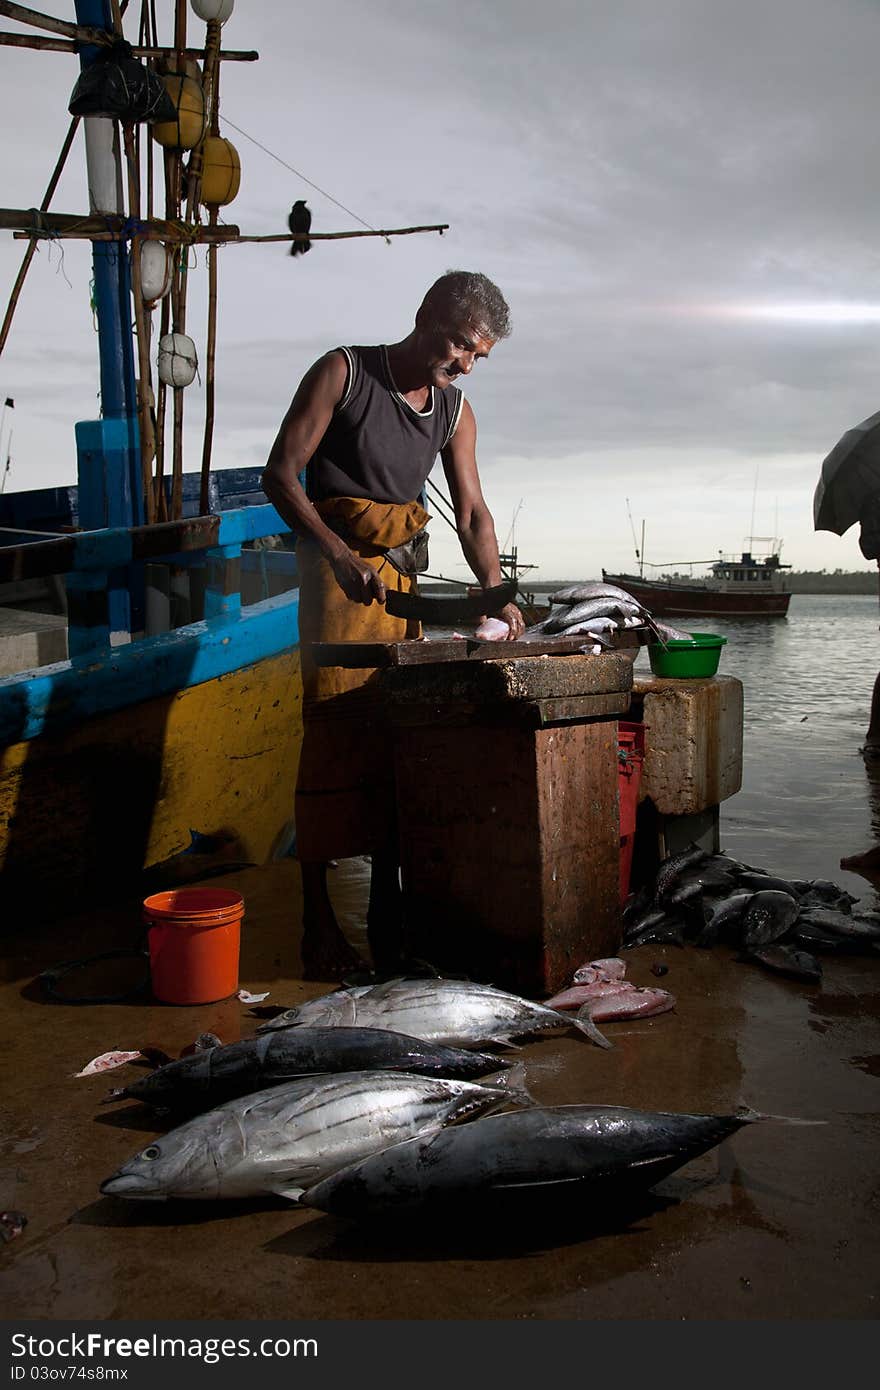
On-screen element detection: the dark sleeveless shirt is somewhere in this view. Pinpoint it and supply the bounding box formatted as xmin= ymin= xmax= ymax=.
xmin=306 ymin=345 xmax=464 ymax=504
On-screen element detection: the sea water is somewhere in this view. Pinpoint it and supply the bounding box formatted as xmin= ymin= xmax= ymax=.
xmin=632 ymin=592 xmax=880 ymax=902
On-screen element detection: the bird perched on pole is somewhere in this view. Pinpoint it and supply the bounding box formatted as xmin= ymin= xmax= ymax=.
xmin=288 ymin=200 xmax=312 ymax=257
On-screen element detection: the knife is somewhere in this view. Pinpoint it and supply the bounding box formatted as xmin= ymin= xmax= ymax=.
xmin=383 ymin=579 xmax=518 ymax=623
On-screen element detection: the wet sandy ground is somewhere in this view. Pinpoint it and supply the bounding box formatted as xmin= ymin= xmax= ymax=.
xmin=1 ymin=856 xmax=879 ymax=1321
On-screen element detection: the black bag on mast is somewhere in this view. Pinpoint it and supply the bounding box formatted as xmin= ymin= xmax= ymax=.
xmin=68 ymin=41 xmax=177 ymax=124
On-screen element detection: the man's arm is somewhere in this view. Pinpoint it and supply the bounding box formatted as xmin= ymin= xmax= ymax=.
xmin=261 ymin=352 xmax=386 ymax=605
xmin=440 ymin=398 xmax=524 ymax=638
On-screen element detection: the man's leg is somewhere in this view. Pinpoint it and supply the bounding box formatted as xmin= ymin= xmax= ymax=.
xmin=366 ymin=848 xmax=405 ymax=975
xmin=300 ymin=861 xmax=367 ymax=980
xmin=863 ymin=671 xmax=880 ymax=758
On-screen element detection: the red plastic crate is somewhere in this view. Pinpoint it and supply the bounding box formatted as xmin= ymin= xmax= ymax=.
xmin=618 ymin=720 xmax=646 ymax=902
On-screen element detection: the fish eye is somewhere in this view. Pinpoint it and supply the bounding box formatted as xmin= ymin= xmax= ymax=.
xmin=141 ymin=1146 xmax=161 ymax=1161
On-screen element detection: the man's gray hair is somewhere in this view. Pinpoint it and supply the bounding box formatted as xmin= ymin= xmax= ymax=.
xmin=421 ymin=270 xmax=512 ymax=340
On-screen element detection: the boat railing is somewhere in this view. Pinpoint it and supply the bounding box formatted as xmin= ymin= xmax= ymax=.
xmin=0 ymin=504 xmax=292 ymax=657
xmin=0 ymin=505 xmax=298 ymax=745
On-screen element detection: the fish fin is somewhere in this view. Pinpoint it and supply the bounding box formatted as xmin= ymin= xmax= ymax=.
xmin=491 ymin=1175 xmax=591 ymax=1191
xmin=273 ymin=1186 xmax=307 ymax=1203
xmin=572 ymin=1005 xmax=613 ymax=1049
xmin=733 ymin=1104 xmax=827 ymax=1127
xmin=490 ymin=1036 xmax=523 ymax=1050
xmin=485 ymin=1060 xmax=536 ymax=1108
xmin=101 ymin=1087 xmax=127 ymax=1103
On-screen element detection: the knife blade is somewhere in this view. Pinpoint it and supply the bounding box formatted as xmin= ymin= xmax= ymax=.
xmin=383 ymin=579 xmax=518 ymax=624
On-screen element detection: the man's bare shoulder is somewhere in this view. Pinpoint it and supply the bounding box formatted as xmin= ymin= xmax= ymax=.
xmin=296 ymin=348 xmax=349 ymax=406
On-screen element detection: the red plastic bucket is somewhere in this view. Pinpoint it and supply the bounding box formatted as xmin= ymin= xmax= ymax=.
xmin=618 ymin=721 xmax=646 ymax=902
xmin=143 ymin=887 xmax=244 ymax=1005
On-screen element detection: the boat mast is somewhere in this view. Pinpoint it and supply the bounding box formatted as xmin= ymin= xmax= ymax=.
xmin=72 ymin=0 xmax=142 ymax=639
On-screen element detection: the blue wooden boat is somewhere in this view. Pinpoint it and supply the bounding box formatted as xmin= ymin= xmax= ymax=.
xmin=0 ymin=3 xmax=303 ymax=919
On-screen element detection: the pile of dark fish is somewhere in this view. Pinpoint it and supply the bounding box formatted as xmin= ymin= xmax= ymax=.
xmin=523 ymin=580 xmax=689 ymax=651
xmin=97 ymin=973 xmax=787 ymax=1218
xmin=622 ymin=844 xmax=880 ymax=981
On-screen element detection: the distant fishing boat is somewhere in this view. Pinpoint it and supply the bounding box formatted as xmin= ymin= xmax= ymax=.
xmin=604 ymin=538 xmax=792 ymax=617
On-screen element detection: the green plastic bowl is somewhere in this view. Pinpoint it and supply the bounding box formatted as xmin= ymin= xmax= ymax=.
xmin=647 ymin=632 xmax=728 ymax=678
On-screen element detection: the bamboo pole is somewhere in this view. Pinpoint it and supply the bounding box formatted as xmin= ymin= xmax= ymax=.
xmin=200 ymin=210 xmax=217 ymax=515
xmin=0 ymin=1 xmax=109 ymax=44
xmin=2 ymin=207 xmax=237 ymax=240
xmin=154 ymin=290 xmax=170 ymax=522
xmin=237 ymin=225 xmax=450 ymax=244
xmin=121 ymin=123 xmax=157 ymax=524
xmin=0 ymin=33 xmax=258 ymax=57
xmin=169 ymin=0 xmax=188 ymax=522
xmin=0 ymin=117 xmax=79 ymax=359
xmin=198 ymin=20 xmax=223 ymax=517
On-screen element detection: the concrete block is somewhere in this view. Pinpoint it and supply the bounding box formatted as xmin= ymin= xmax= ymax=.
xmin=0 ymin=608 xmax=68 ymax=677
xmin=632 ymin=674 xmax=743 ymax=815
xmin=384 ymin=652 xmax=633 ymax=707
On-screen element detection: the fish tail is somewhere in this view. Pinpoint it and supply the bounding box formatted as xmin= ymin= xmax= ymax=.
xmin=573 ymin=1005 xmax=613 ymax=1049
xmin=733 ymin=1104 xmax=827 ymax=1126
xmin=486 ymin=1059 xmax=536 ymax=1108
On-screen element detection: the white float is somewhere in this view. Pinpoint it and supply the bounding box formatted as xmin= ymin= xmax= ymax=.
xmin=157 ymin=333 xmax=198 ymax=388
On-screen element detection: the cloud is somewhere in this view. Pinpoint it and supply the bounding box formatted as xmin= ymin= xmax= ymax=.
xmin=1 ymin=1 xmax=879 ymax=572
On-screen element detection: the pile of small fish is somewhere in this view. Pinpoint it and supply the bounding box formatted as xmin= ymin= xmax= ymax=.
xmin=544 ymin=956 xmax=676 ymax=1018
xmin=522 ymin=581 xmax=689 ymax=653
xmin=623 ymin=844 xmax=880 ymax=981
xmin=98 ymin=973 xmax=769 ymax=1217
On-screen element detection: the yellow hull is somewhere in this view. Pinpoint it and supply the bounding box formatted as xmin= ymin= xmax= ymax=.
xmin=0 ymin=650 xmax=303 ymax=919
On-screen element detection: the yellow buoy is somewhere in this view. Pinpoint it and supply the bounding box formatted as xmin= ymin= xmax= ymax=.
xmin=199 ymin=136 xmax=241 ymax=206
xmin=152 ymin=73 xmax=206 ymax=151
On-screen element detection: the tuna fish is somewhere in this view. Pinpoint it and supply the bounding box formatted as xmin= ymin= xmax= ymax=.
xmin=256 ymin=976 xmax=612 ymax=1049
xmin=100 ymin=1067 xmax=531 ymax=1203
xmin=300 ymin=1103 xmax=807 ymax=1216
xmin=108 ymin=1027 xmax=513 ymax=1112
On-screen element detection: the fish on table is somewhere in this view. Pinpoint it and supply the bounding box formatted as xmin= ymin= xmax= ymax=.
xmin=107 ymin=1026 xmax=514 ymax=1112
xmin=256 ymin=976 xmax=613 ymax=1050
xmin=100 ymin=1066 xmax=531 ymax=1203
xmin=300 ymin=1104 xmax=817 ymax=1216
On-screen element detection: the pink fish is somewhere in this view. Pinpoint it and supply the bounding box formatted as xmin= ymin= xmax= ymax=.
xmin=584 ymin=988 xmax=676 ymax=1022
xmin=572 ymin=958 xmax=627 ymax=984
xmin=545 ymin=981 xmax=635 ymax=1011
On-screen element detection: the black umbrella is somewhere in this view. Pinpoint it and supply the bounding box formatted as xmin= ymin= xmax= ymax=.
xmin=814 ymin=407 xmax=880 ymax=536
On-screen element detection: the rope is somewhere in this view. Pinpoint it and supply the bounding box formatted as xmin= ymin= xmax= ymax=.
xmin=218 ymin=114 xmax=386 ymax=237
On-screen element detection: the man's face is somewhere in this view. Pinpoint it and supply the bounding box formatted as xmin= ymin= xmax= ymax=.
xmin=421 ymin=318 xmax=496 ymax=390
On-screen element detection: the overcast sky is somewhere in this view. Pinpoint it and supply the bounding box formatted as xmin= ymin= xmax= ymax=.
xmin=3 ymin=0 xmax=880 ymax=580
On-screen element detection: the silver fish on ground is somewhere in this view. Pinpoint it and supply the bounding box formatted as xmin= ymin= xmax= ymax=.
xmin=696 ymin=891 xmax=754 ymax=947
xmin=256 ymin=976 xmax=612 ymax=1049
xmin=654 ymin=845 xmax=708 ymax=904
xmin=300 ymin=1104 xmax=815 ymax=1216
xmin=108 ymin=1027 xmax=513 ymax=1111
xmin=100 ymin=1066 xmax=531 ymax=1203
xmin=795 ymin=907 xmax=880 ymax=943
xmin=740 ymin=890 xmax=800 ymax=947
xmin=740 ymin=944 xmax=822 ymax=983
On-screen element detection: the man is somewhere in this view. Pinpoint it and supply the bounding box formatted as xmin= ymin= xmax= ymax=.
xmin=262 ymin=270 xmax=524 ymax=979
xmin=858 ymin=495 xmax=880 ymax=760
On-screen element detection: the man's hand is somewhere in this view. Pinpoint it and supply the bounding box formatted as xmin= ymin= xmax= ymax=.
xmin=330 ymin=548 xmax=387 ymax=606
xmin=498 ymin=601 xmax=525 ymax=639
